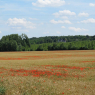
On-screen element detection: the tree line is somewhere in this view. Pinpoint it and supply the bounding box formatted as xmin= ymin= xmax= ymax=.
xmin=0 ymin=34 xmax=95 ymax=51
xmin=30 ymin=40 xmax=95 ymax=51
xmin=30 ymin=35 xmax=95 ymax=44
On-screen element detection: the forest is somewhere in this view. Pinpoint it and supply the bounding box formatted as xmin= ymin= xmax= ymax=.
xmin=0 ymin=34 xmax=95 ymax=51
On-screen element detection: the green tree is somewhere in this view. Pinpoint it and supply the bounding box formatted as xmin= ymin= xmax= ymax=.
xmin=10 ymin=40 xmax=18 ymax=51
xmin=17 ymin=43 xmax=22 ymax=51
xmin=60 ymin=43 xmax=67 ymax=50
xmin=52 ymin=43 xmax=59 ymax=50
xmin=48 ymin=45 xmax=53 ymax=50
xmin=36 ymin=45 xmax=43 ymax=51
xmin=21 ymin=33 xmax=30 ymax=47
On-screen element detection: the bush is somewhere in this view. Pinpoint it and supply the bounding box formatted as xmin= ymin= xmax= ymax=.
xmin=22 ymin=48 xmax=25 ymax=51
xmin=48 ymin=45 xmax=53 ymax=50
xmin=30 ymin=48 xmax=33 ymax=51
xmin=0 ymin=86 xmax=6 ymax=95
xmin=36 ymin=45 xmax=43 ymax=51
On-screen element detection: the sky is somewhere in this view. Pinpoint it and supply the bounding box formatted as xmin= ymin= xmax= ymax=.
xmin=0 ymin=0 xmax=95 ymax=39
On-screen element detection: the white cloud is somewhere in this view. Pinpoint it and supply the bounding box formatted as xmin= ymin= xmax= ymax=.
xmin=40 ymin=22 xmax=44 ymax=25
xmin=50 ymin=19 xmax=72 ymax=24
xmin=61 ymin=16 xmax=68 ymax=19
xmin=53 ymin=10 xmax=76 ymax=18
xmin=53 ymin=13 xmax=60 ymax=17
xmin=81 ymin=18 xmax=95 ymax=23
xmin=61 ymin=26 xmax=65 ymax=28
xmin=78 ymin=12 xmax=89 ymax=17
xmin=77 ymin=21 xmax=80 ymax=24
xmin=12 ymin=27 xmax=22 ymax=29
xmin=59 ymin=10 xmax=76 ymax=16
xmin=56 ymin=31 xmax=61 ymax=34
xmin=7 ymin=18 xmax=36 ymax=29
xmin=50 ymin=19 xmax=63 ymax=24
xmin=69 ymin=27 xmax=88 ymax=32
xmin=0 ymin=31 xmax=1 ymax=33
xmin=89 ymin=3 xmax=95 ymax=7
xmin=29 ymin=18 xmax=38 ymax=20
xmin=32 ymin=0 xmax=65 ymax=7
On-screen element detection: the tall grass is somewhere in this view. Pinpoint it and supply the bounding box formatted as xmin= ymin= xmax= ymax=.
xmin=0 ymin=50 xmax=95 ymax=95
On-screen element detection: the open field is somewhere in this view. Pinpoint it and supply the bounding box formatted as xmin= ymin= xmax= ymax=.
xmin=0 ymin=50 xmax=95 ymax=95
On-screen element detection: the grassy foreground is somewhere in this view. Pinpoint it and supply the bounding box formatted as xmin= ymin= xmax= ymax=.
xmin=0 ymin=50 xmax=95 ymax=95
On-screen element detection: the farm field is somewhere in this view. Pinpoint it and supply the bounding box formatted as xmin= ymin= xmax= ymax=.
xmin=0 ymin=50 xmax=95 ymax=95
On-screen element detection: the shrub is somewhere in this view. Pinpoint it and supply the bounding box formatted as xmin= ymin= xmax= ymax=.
xmin=0 ymin=86 xmax=6 ymax=95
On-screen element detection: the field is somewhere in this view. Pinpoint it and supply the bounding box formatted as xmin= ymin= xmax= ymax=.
xmin=0 ymin=50 xmax=95 ymax=95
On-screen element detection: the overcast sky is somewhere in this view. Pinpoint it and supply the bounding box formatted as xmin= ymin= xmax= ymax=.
xmin=0 ymin=0 xmax=95 ymax=38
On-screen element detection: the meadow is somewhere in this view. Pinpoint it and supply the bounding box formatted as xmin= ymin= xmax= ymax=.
xmin=0 ymin=50 xmax=95 ymax=95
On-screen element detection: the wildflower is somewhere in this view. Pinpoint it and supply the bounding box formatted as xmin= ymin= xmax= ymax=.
xmin=62 ymin=92 xmax=64 ymax=94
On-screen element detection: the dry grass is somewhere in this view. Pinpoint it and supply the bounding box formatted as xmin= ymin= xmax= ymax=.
xmin=0 ymin=50 xmax=95 ymax=95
